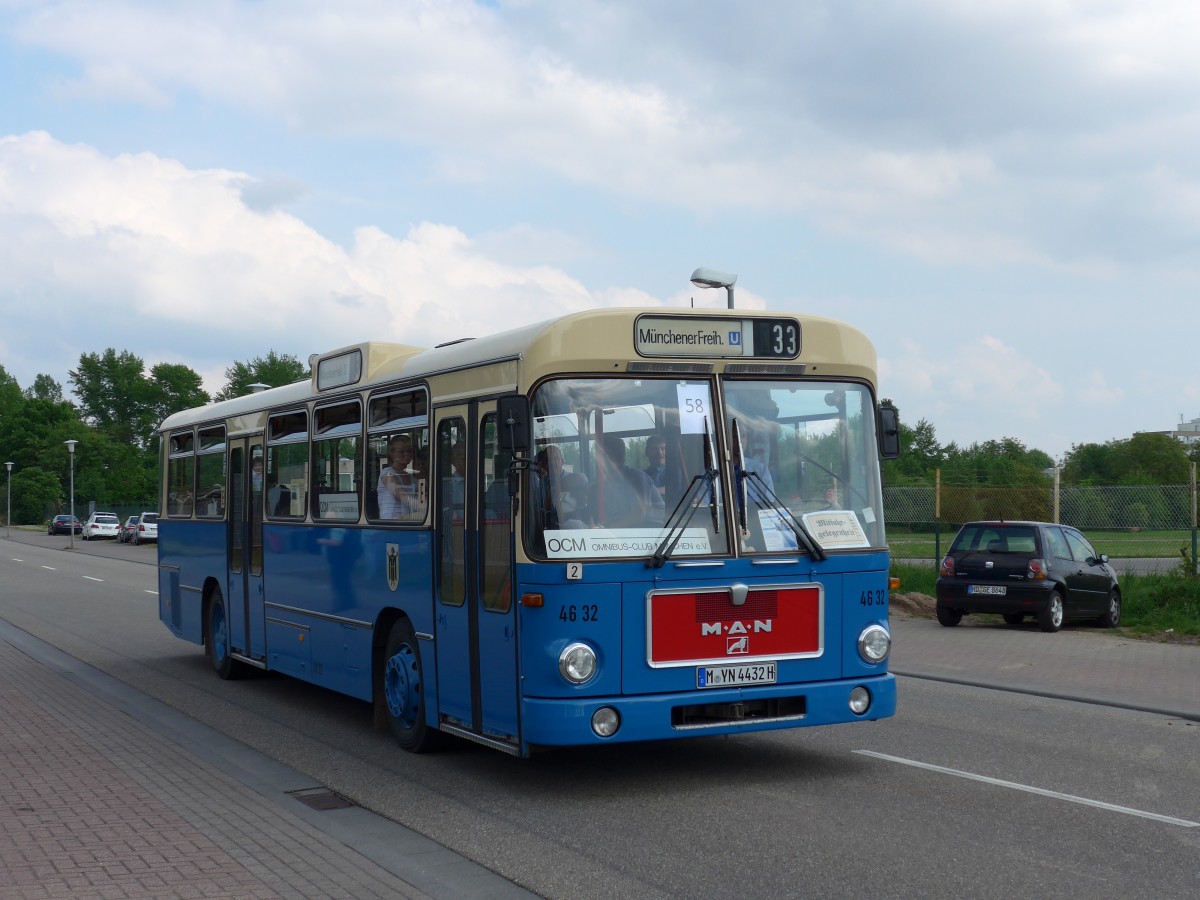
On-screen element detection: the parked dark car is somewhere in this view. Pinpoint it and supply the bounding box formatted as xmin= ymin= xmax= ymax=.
xmin=48 ymin=515 xmax=83 ymax=535
xmin=935 ymin=520 xmax=1121 ymax=633
xmin=117 ymin=515 xmax=138 ymax=543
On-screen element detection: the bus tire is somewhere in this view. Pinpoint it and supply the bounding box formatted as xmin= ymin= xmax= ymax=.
xmin=382 ymin=619 xmax=439 ymax=753
xmin=207 ymin=586 xmax=241 ymax=680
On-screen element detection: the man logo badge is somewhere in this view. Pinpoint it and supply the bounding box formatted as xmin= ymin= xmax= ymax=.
xmin=386 ymin=543 xmax=400 ymax=592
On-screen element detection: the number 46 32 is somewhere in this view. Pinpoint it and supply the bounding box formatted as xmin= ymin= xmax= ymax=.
xmin=860 ymin=590 xmax=886 ymax=607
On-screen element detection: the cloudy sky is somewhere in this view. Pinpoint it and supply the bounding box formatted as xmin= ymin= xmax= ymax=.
xmin=2 ymin=0 xmax=1198 ymax=460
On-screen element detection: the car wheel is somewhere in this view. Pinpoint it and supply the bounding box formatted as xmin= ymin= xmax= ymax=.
xmin=936 ymin=604 xmax=962 ymax=627
xmin=1002 ymin=613 xmax=1024 ymax=625
xmin=1097 ymin=590 xmax=1121 ymax=629
xmin=133 ymin=532 xmax=140 ymax=546
xmin=1038 ymin=591 xmax=1064 ymax=633
xmin=207 ymin=587 xmax=242 ymax=680
xmin=380 ymin=619 xmax=441 ymax=752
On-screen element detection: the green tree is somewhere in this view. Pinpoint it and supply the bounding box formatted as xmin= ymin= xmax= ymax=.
xmin=146 ymin=363 xmax=209 ymax=429
xmin=25 ymin=374 xmax=63 ymax=403
xmin=214 ymin=351 xmax=310 ymax=401
xmin=69 ymin=349 xmax=155 ymax=448
xmin=10 ymin=467 xmax=62 ymax=524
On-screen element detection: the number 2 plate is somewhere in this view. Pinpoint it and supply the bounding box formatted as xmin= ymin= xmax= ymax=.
xmin=697 ymin=662 xmax=777 ymax=689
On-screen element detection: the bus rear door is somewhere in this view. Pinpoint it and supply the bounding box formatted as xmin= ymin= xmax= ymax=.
xmin=227 ymin=437 xmax=267 ymax=662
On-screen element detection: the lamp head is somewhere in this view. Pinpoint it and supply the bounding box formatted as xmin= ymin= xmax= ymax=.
xmin=64 ymin=439 xmax=78 ymax=455
xmin=690 ymin=267 xmax=738 ymax=290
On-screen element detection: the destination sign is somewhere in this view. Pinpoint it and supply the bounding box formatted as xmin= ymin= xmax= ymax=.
xmin=634 ymin=315 xmax=801 ymax=359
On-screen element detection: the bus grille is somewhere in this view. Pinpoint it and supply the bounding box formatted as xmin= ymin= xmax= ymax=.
xmin=671 ymin=695 xmax=806 ymax=730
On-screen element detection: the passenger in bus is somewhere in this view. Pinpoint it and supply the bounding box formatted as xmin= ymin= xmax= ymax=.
xmin=742 ymin=439 xmax=776 ymax=509
xmin=589 ymin=434 xmax=665 ymax=528
xmin=532 ymin=445 xmax=564 ymax=531
xmin=643 ymin=434 xmax=688 ymax=508
xmin=378 ymin=435 xmax=424 ymax=519
xmin=557 ymin=471 xmax=589 ymax=528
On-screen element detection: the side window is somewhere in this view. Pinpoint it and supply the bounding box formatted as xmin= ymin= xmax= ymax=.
xmin=312 ymin=401 xmax=362 ymax=521
xmin=195 ymin=426 xmax=226 ymax=518
xmin=267 ymin=410 xmax=309 ymax=519
xmin=1045 ymin=527 xmax=1072 ymax=560
xmin=437 ymin=418 xmax=466 ymax=607
xmin=1064 ymin=529 xmax=1097 ymax=563
xmin=481 ymin=414 xmax=511 ymax=612
xmin=367 ymin=389 xmax=429 ymax=524
xmin=167 ymin=431 xmax=195 ymax=517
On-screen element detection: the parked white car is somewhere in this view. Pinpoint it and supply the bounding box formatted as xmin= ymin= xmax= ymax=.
xmin=131 ymin=512 xmax=159 ymax=545
xmin=82 ymin=513 xmax=121 ymax=541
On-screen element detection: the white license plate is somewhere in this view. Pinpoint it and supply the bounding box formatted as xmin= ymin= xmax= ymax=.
xmin=968 ymin=584 xmax=1007 ymax=595
xmin=697 ymin=662 xmax=777 ymax=689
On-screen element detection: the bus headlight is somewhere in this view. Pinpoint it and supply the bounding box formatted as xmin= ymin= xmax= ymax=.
xmin=849 ymin=687 xmax=872 ymax=715
xmin=591 ymin=707 xmax=620 ymax=737
xmin=559 ymin=642 xmax=598 ymax=685
xmin=857 ymin=625 xmax=891 ymax=664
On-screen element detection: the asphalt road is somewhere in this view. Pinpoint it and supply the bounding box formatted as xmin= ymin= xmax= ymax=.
xmin=3 ymin=530 xmax=1199 ymax=899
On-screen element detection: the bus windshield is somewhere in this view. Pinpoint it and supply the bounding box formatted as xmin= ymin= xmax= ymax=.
xmin=525 ymin=375 xmax=887 ymax=559
xmin=723 ymin=379 xmax=886 ymax=552
xmin=527 ymin=376 xmax=729 ymax=560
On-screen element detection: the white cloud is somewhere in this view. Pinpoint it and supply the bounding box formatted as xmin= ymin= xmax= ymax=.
xmin=10 ymin=0 xmax=1200 ymax=277
xmin=0 ymin=132 xmax=624 ymax=393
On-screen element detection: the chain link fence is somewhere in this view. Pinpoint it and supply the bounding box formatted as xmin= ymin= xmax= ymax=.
xmin=886 ymin=473 xmax=1199 ymax=575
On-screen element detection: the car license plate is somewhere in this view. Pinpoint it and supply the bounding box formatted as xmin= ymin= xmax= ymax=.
xmin=697 ymin=662 xmax=777 ymax=689
xmin=968 ymin=584 xmax=1006 ymax=595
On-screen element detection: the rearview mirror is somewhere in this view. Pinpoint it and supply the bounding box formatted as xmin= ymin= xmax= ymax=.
xmin=497 ymin=395 xmax=531 ymax=454
xmin=877 ymin=407 xmax=901 ymax=460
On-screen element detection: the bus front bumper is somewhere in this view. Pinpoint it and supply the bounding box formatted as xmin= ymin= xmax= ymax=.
xmin=520 ymin=673 xmax=895 ymax=749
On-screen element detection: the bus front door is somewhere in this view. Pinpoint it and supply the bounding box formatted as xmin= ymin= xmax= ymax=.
xmin=433 ymin=404 xmax=519 ymax=751
xmin=227 ymin=438 xmax=267 ymax=662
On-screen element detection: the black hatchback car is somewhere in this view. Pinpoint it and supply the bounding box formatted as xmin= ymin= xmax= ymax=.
xmin=935 ymin=521 xmax=1121 ymax=632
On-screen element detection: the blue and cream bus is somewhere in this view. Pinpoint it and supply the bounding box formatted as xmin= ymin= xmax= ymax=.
xmin=156 ymin=306 xmax=900 ymax=756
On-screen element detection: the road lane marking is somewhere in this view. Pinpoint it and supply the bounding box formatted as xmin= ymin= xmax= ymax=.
xmin=145 ymin=590 xmax=158 ymax=595
xmin=82 ymin=576 xmax=103 ymax=582
xmin=854 ymin=750 xmax=1199 ymax=828
xmin=41 ymin=565 xmax=56 ymax=571
xmin=11 ymin=558 xmax=22 ymax=561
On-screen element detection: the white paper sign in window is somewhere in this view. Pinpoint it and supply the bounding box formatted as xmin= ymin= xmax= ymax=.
xmin=800 ymin=510 xmax=870 ymax=549
xmin=676 ymin=384 xmax=710 ymax=435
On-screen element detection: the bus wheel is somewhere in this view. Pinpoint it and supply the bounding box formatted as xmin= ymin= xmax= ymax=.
xmin=382 ymin=620 xmax=439 ymax=752
xmin=207 ymin=587 xmax=241 ymax=680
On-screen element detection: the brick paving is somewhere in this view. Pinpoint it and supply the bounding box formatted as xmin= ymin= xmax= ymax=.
xmin=0 ymin=638 xmax=432 ymax=900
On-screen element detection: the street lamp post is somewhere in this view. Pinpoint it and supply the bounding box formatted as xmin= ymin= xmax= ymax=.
xmin=5 ymin=461 xmax=12 ymax=539
xmin=690 ymin=267 xmax=738 ymax=310
xmin=64 ymin=440 xmax=78 ymax=548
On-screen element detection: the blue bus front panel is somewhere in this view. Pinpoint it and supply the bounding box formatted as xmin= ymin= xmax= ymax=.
xmin=516 ymin=552 xmax=894 ymax=748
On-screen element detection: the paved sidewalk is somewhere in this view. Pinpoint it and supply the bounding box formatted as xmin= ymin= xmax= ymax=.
xmin=890 ymin=615 xmax=1200 ymax=722
xmin=0 ymin=623 xmax=535 ymax=900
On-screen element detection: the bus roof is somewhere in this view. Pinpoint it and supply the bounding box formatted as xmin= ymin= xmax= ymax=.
xmin=159 ymin=307 xmax=879 ymax=434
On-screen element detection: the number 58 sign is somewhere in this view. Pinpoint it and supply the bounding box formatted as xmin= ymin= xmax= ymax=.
xmin=677 ymin=384 xmax=709 ymax=434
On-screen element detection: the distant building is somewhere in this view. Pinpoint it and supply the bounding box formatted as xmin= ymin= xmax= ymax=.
xmin=1148 ymin=415 xmax=1200 ymax=446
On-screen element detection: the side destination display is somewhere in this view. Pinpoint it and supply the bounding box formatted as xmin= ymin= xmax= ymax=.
xmin=635 ymin=315 xmax=801 ymax=359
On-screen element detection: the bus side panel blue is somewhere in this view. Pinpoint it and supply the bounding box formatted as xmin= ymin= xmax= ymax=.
xmin=841 ymin=558 xmax=893 ymax=679
xmin=260 ymin=525 xmax=434 ymax=702
xmin=158 ymin=519 xmax=226 ymax=645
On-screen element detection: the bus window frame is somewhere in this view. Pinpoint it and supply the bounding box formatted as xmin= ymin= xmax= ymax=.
xmin=195 ymin=424 xmax=227 ymax=519
xmin=311 ymin=398 xmax=364 ymax=522
xmin=266 ymin=409 xmax=309 ymax=521
xmin=167 ymin=429 xmax=196 ymax=518
xmin=366 ymin=386 xmax=430 ymax=526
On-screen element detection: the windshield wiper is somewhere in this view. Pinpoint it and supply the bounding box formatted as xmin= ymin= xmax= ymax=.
xmin=732 ymin=417 xmax=826 ymax=561
xmin=647 ymin=418 xmax=719 ymax=569
xmin=741 ymin=469 xmax=827 ymax=561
